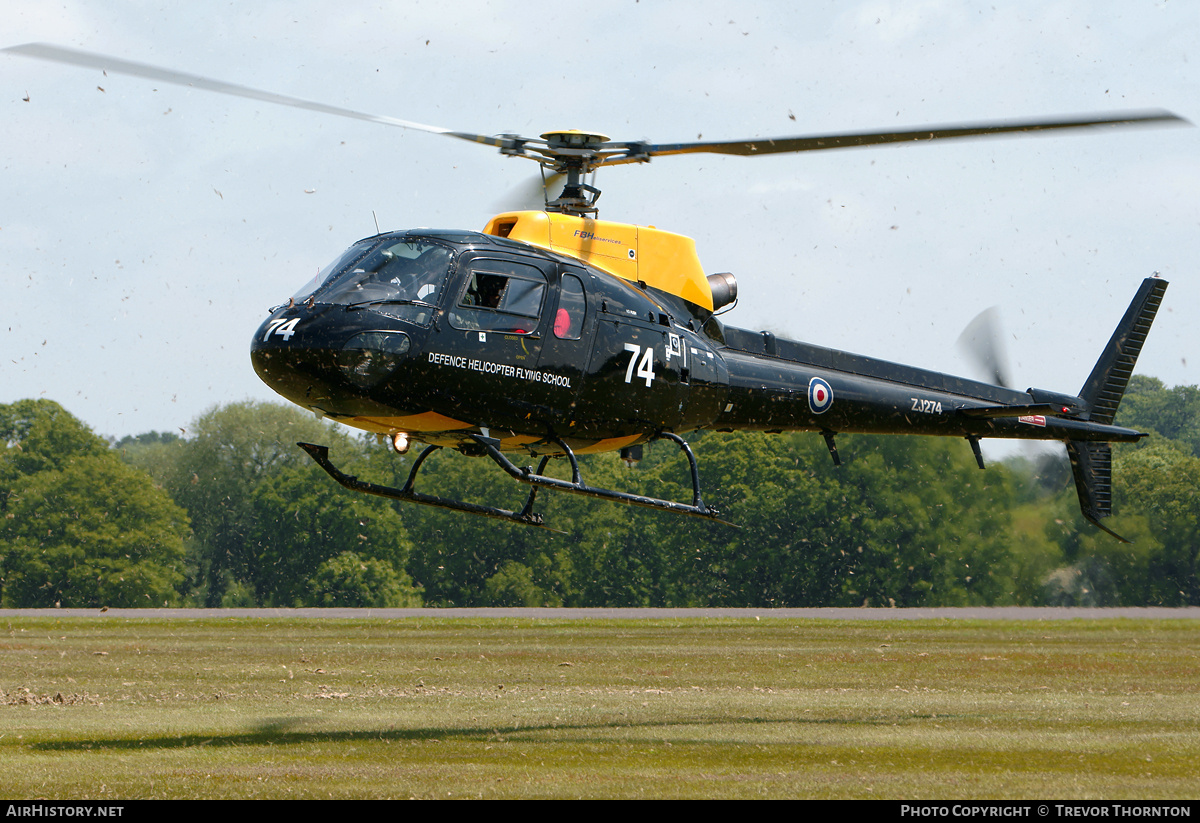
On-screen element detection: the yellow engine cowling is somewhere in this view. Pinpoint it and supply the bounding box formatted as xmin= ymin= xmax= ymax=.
xmin=482 ymin=210 xmax=714 ymax=311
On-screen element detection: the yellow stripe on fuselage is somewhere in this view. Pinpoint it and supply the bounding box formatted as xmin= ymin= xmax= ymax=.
xmin=349 ymin=411 xmax=474 ymax=434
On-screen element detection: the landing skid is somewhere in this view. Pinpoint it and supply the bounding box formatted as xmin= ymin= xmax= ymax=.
xmin=298 ymin=441 xmax=561 ymax=531
xmin=298 ymin=432 xmax=730 ymax=530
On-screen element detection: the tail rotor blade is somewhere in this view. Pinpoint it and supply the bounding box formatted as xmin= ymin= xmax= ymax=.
xmin=957 ymin=306 xmax=1013 ymax=389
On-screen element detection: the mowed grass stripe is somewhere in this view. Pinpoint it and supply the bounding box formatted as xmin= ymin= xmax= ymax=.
xmin=2 ymin=617 xmax=1198 ymax=798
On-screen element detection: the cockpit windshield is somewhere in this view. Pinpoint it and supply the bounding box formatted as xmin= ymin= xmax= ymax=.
xmin=291 ymin=238 xmax=454 ymax=326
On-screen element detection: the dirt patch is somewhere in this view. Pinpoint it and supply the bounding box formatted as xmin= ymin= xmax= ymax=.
xmin=3 ymin=687 xmax=103 ymax=706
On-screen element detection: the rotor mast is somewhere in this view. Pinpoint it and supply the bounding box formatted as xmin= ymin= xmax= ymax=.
xmin=535 ymin=130 xmax=613 ymax=217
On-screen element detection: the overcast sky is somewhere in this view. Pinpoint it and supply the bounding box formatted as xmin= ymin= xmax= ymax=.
xmin=3 ymin=0 xmax=1197 ymax=454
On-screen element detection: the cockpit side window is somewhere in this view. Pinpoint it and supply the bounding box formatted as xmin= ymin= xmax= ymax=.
xmin=450 ymin=259 xmax=547 ymax=334
xmin=554 ymin=273 xmax=586 ymax=340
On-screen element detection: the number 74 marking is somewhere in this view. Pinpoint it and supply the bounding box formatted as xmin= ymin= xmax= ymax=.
xmin=623 ymin=343 xmax=656 ymax=387
xmin=264 ymin=317 xmax=300 ymax=342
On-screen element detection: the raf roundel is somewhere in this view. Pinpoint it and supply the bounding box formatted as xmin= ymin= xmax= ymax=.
xmin=808 ymin=376 xmax=834 ymax=415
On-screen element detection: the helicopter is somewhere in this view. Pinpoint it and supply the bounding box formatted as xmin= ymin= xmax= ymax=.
xmin=5 ymin=43 xmax=1186 ymax=541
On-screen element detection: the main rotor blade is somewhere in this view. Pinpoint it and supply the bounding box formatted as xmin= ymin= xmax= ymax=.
xmin=626 ymin=110 xmax=1189 ymax=160
xmin=3 ymin=42 xmax=516 ymax=149
xmin=9 ymin=43 xmax=1187 ymax=187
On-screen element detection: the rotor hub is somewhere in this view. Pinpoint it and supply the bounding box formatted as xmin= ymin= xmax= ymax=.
xmin=540 ymin=129 xmax=611 ymax=149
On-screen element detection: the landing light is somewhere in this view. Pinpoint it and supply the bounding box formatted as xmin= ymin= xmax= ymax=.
xmin=391 ymin=432 xmax=411 ymax=454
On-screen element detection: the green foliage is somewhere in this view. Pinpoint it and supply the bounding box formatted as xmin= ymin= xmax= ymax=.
xmin=158 ymin=401 xmax=353 ymax=603
xmin=156 ymin=401 xmax=420 ymax=607
xmin=113 ymin=430 xmax=186 ymax=490
xmin=0 ymin=400 xmax=189 ymax=607
xmin=1001 ymin=495 xmax=1077 ymax=604
xmin=838 ymin=435 xmax=1019 ymax=606
xmin=1118 ymin=376 xmax=1200 ymax=457
xmin=368 ymin=429 xmax=1024 ymax=608
xmin=483 ymin=560 xmax=562 ymax=606
xmin=647 ymin=432 xmax=856 ymax=607
xmin=308 ymin=551 xmax=423 ymax=607
xmin=7 ymin=370 xmax=1198 ymax=610
xmin=1003 ymin=449 xmax=1073 ymax=505
xmin=364 ymin=443 xmax=574 ymax=606
xmin=113 ymin=430 xmax=181 ymax=449
xmin=1020 ymin=378 xmax=1200 ymax=606
xmin=220 ymin=577 xmax=259 ymax=607
xmin=1106 ymin=439 xmax=1200 ymax=604
xmin=1 ymin=398 xmax=111 ymax=494
xmin=656 ymin=432 xmax=1021 ymax=607
xmin=245 ymin=463 xmax=418 ymax=606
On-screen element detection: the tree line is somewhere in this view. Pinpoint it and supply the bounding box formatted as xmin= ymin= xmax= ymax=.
xmin=1 ymin=374 xmax=1196 ymax=608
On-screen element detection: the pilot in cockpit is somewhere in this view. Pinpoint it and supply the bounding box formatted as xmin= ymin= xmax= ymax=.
xmin=406 ymin=249 xmax=446 ymax=302
xmin=379 ymin=248 xmax=447 ymax=303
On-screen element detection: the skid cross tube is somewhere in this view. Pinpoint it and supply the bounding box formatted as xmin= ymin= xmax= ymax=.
xmin=297 ymin=442 xmax=561 ymax=531
xmin=469 ymin=432 xmax=730 ymax=523
xmin=299 ymin=432 xmax=731 ymax=529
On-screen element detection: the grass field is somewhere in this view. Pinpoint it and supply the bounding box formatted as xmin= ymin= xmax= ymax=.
xmin=2 ymin=614 xmax=1199 ymax=799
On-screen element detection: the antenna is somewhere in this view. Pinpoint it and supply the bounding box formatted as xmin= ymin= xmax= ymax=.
xmin=372 ymin=210 xmax=381 ymax=235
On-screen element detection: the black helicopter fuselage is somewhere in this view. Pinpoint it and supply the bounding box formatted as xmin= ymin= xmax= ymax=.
xmin=5 ymin=41 xmax=1177 ymax=536
xmin=250 ymin=228 xmax=1145 ymax=459
xmin=251 ymin=228 xmax=726 ymax=456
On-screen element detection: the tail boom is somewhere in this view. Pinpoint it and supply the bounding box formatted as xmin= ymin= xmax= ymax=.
xmin=709 ymin=277 xmax=1166 ymax=541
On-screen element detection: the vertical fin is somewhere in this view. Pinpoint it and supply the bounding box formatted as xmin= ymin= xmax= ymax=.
xmin=1066 ymin=441 xmax=1128 ymax=543
xmin=1079 ymin=277 xmax=1168 ymax=424
xmin=1068 ymin=276 xmax=1167 ymax=543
